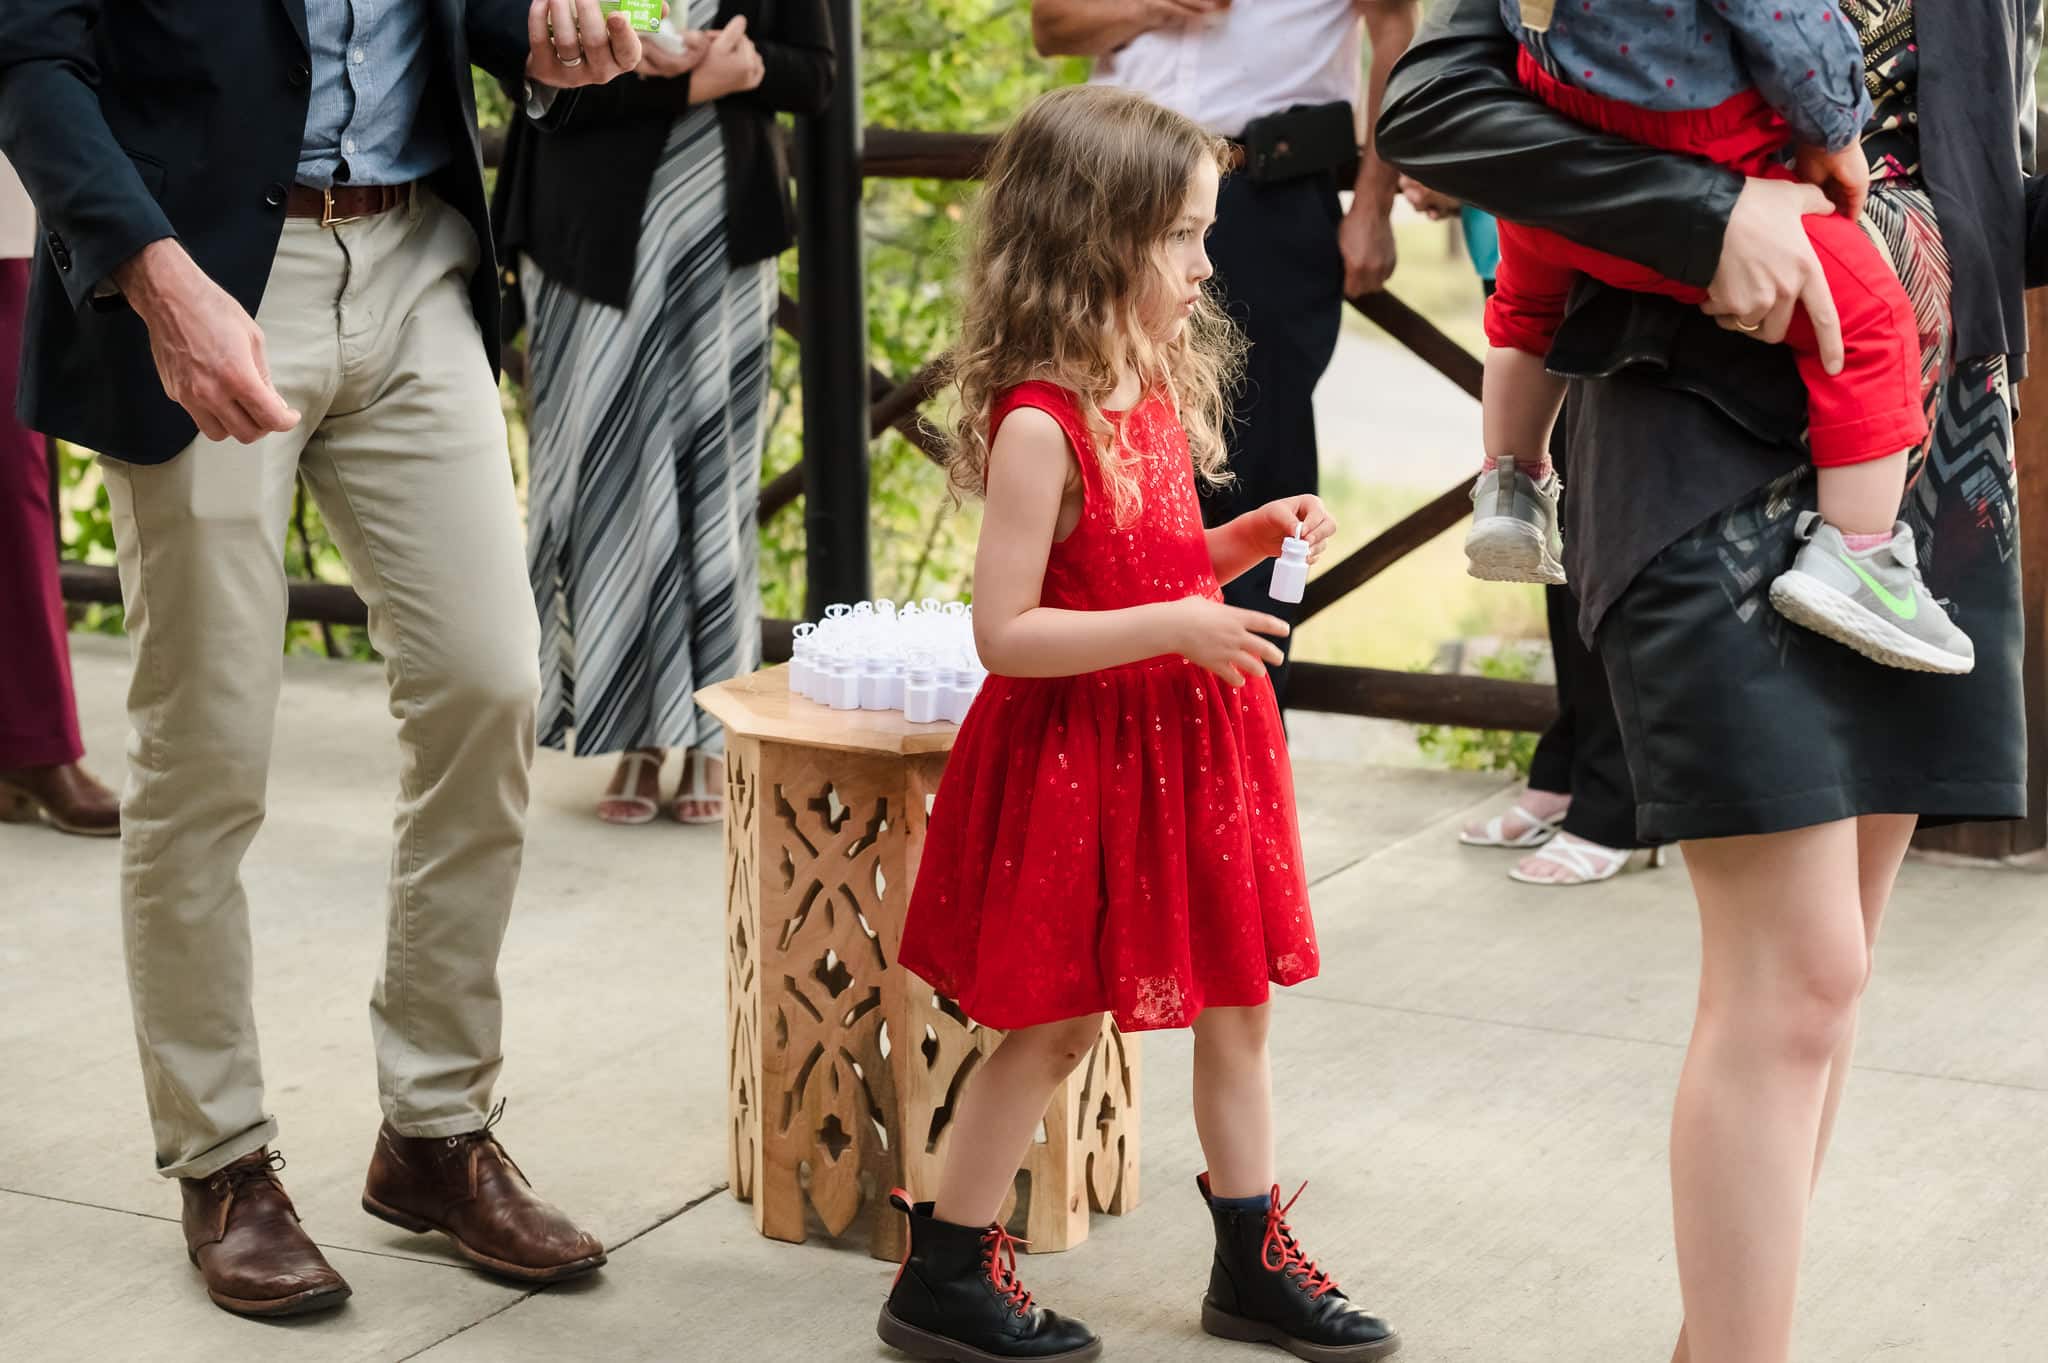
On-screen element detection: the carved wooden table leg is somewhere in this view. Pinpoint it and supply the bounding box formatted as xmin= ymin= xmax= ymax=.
xmin=706 ymin=668 xmax=1142 ymax=1263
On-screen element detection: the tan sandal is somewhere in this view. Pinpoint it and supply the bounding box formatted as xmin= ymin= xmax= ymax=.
xmin=597 ymin=750 xmax=664 ymax=826
xmin=673 ymin=749 xmax=725 ymax=826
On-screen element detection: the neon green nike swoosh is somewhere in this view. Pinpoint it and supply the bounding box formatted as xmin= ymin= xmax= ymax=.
xmin=1838 ymin=553 xmax=1919 ymax=621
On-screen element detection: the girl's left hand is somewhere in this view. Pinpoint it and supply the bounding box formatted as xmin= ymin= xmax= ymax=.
xmin=1246 ymin=496 xmax=1336 ymax=563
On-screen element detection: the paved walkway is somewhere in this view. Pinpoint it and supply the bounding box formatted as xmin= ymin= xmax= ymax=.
xmin=5 ymin=636 xmax=2045 ymax=1362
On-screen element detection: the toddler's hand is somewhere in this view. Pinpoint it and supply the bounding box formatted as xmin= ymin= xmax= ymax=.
xmin=1793 ymin=142 xmax=1870 ymax=222
xmin=1169 ymin=597 xmax=1288 ymax=688
xmin=1244 ymin=496 xmax=1337 ymax=564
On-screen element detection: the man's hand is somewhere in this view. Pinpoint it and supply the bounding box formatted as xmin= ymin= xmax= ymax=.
xmin=114 ymin=240 xmax=299 ymax=445
xmin=638 ymin=26 xmax=710 ymax=80
xmin=1338 ymin=201 xmax=1397 ymax=297
xmin=1700 ymin=177 xmax=1844 ymax=373
xmin=527 ymin=0 xmax=645 ymax=87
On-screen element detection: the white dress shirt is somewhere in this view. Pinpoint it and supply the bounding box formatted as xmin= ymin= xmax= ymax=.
xmin=1091 ymin=0 xmax=1363 ymax=139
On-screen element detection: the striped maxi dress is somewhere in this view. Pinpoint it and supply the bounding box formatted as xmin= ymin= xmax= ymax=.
xmin=520 ymin=98 xmax=775 ymax=759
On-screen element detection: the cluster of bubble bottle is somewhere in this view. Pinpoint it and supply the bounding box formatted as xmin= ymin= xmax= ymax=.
xmin=788 ymin=600 xmax=988 ymax=724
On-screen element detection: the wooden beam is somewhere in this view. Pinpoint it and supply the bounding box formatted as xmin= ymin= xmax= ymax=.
xmin=861 ymin=129 xmax=995 ymax=181
xmin=1286 ymin=661 xmax=1557 ymax=731
xmin=1295 ymin=480 xmax=1473 ymax=625
xmin=1348 ymin=290 xmax=1484 ymax=401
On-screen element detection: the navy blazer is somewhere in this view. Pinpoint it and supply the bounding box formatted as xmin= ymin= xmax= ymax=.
xmin=0 ymin=0 xmax=554 ymax=463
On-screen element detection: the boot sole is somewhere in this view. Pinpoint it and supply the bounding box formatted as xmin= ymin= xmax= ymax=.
xmin=1201 ymin=1298 xmax=1402 ymax=1362
xmin=1769 ymin=572 xmax=1974 ymax=675
xmin=362 ymin=1193 xmax=608 ymax=1285
xmin=1464 ymin=519 xmax=1566 ymax=586
xmin=876 ymin=1304 xmax=1102 ymax=1362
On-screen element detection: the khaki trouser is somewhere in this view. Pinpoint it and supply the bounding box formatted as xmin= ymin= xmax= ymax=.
xmin=101 ymin=191 xmax=541 ymax=1180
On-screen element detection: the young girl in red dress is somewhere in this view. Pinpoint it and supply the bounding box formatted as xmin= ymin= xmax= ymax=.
xmin=875 ymin=85 xmax=1400 ymax=1363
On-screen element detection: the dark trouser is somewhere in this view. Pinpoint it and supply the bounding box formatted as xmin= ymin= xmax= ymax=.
xmin=1524 ymin=417 xmax=1652 ymax=849
xmin=1203 ymin=171 xmax=1344 ymax=705
xmin=0 ymin=256 xmax=83 ymax=770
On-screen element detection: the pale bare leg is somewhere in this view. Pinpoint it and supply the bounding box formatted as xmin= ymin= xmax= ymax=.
xmin=932 ymin=1014 xmax=1106 ymax=1227
xmin=1667 ymin=813 xmax=1912 ymax=1363
xmin=1669 ymin=822 xmax=1869 ymax=1363
xmin=1192 ymin=1004 xmax=1277 ymax=1197
xmin=1815 ymin=450 xmax=1910 ymax=537
xmin=1483 ymin=345 xmax=1568 ymax=479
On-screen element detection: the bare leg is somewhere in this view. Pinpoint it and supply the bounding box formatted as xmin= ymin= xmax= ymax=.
xmin=1814 ymin=450 xmax=1909 ymax=537
xmin=1670 ymin=823 xmax=1869 ymax=1363
xmin=1669 ymin=813 xmax=1912 ymax=1363
xmin=932 ymin=1014 xmax=1105 ymax=1227
xmin=1483 ymin=346 xmax=1567 ymax=479
xmin=1191 ymin=1004 xmax=1277 ymax=1197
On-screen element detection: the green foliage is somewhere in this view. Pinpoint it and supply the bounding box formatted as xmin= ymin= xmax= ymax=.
xmin=757 ymin=1 xmax=1078 ymax=617
xmin=1413 ymin=647 xmax=1544 ymax=777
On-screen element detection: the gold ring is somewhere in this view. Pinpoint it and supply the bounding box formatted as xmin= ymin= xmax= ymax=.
xmin=1735 ymin=319 xmax=1761 ymax=333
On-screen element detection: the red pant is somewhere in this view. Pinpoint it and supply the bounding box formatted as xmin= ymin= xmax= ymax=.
xmin=1486 ymin=49 xmax=1927 ymax=468
xmin=0 ymin=255 xmax=84 ymax=769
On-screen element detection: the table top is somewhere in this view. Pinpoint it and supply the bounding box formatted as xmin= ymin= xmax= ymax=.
xmin=696 ymin=666 xmax=960 ymax=757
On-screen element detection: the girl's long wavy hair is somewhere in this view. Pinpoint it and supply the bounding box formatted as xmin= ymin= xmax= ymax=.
xmin=946 ymin=84 xmax=1243 ymax=524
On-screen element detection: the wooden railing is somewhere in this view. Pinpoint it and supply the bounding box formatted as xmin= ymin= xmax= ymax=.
xmin=58 ymin=121 xmax=1558 ymax=733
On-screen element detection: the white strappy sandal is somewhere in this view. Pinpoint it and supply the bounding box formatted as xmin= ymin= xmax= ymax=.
xmin=1460 ymin=802 xmax=1567 ymax=849
xmin=673 ymin=749 xmax=726 ymax=826
xmin=1507 ymin=832 xmax=1666 ymax=886
xmin=597 ymin=750 xmax=664 ymax=826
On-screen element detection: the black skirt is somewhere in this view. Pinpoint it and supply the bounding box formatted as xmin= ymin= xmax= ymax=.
xmin=1588 ymin=357 xmax=2027 ymax=843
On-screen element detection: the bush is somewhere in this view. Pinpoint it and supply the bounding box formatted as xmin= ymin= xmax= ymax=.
xmin=1413 ymin=647 xmax=1544 ymax=777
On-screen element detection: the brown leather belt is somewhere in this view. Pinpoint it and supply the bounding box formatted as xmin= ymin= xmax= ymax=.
xmin=285 ymin=183 xmax=413 ymax=226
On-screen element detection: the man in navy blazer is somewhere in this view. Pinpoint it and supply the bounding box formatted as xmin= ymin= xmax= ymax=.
xmin=0 ymin=0 xmax=647 ymax=1317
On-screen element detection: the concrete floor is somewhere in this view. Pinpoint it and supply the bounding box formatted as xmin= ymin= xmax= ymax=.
xmin=4 ymin=635 xmax=2046 ymax=1363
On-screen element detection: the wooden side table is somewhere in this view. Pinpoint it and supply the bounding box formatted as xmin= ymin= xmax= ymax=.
xmin=698 ymin=667 xmax=1141 ymax=1262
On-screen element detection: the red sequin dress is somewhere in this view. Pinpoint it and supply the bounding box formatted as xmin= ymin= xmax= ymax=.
xmin=897 ymin=381 xmax=1318 ymax=1033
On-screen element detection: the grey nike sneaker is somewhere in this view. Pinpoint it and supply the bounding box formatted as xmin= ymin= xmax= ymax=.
xmin=1768 ymin=513 xmax=1974 ymax=674
xmin=1465 ymin=461 xmax=1565 ymax=585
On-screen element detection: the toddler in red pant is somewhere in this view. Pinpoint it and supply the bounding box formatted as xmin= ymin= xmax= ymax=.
xmin=1466 ymin=0 xmax=1972 ymax=675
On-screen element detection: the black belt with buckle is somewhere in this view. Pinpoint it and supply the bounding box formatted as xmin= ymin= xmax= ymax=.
xmin=1232 ymin=102 xmax=1360 ymax=185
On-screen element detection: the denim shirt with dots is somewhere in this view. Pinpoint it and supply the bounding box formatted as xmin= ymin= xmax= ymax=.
xmin=1505 ymin=0 xmax=1872 ymax=151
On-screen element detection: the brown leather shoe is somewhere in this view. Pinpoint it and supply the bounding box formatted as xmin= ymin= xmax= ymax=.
xmin=0 ymin=761 xmax=120 ymax=837
xmin=180 ymin=1150 xmax=351 ymax=1317
xmin=362 ymin=1105 xmax=605 ymax=1284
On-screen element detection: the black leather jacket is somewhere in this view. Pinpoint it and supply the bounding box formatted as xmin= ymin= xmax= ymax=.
xmin=1376 ymin=0 xmax=2048 ymax=435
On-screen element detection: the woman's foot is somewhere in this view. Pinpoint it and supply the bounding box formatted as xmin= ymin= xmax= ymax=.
xmin=597 ymin=749 xmax=665 ymax=825
xmin=1509 ymin=831 xmax=1665 ymax=886
xmin=673 ymin=749 xmax=725 ymax=825
xmin=877 ymin=1191 xmax=1101 ymax=1361
xmin=1195 ymin=1176 xmax=1400 ymax=1361
xmin=0 ymin=761 xmax=120 ymax=837
xmin=1460 ymin=787 xmax=1569 ymax=848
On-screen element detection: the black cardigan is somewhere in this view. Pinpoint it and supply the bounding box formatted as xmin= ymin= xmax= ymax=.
xmin=492 ymin=0 xmax=833 ymax=311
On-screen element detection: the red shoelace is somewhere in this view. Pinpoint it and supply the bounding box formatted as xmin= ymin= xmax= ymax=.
xmin=981 ymin=1224 xmax=1034 ymax=1314
xmin=1261 ymin=1182 xmax=1340 ymax=1301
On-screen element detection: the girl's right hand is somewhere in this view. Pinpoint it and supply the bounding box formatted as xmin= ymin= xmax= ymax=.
xmin=1169 ymin=597 xmax=1288 ymax=687
xmin=686 ymin=16 xmax=764 ymax=103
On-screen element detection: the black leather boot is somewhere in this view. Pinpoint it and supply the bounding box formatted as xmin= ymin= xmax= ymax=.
xmin=877 ymin=1190 xmax=1101 ymax=1362
xmin=1198 ymin=1174 xmax=1401 ymax=1361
